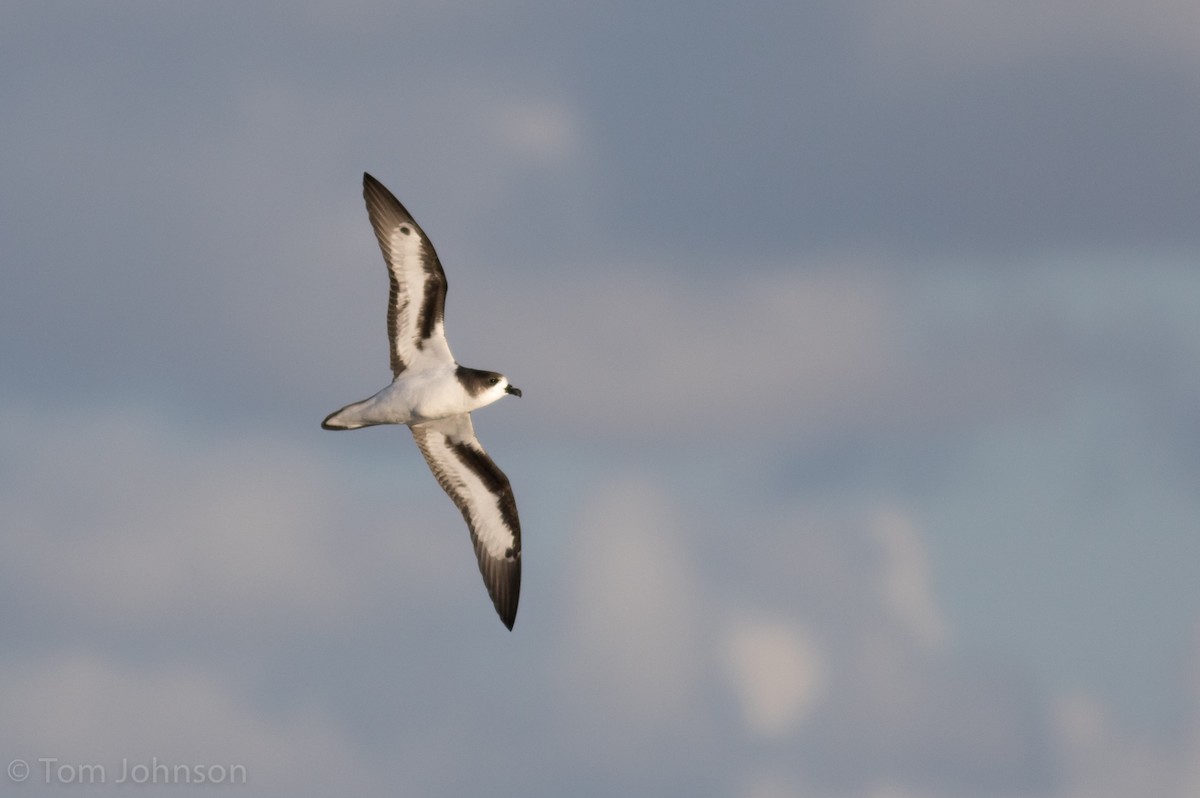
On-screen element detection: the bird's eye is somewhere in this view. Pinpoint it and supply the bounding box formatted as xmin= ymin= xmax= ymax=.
xmin=489 ymin=377 xmax=499 ymax=385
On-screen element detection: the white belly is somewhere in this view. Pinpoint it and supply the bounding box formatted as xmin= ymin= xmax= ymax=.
xmin=388 ymin=369 xmax=473 ymax=423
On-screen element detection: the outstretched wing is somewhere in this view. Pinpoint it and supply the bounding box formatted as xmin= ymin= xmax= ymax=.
xmin=410 ymin=413 xmax=521 ymax=629
xmin=362 ymin=172 xmax=454 ymax=376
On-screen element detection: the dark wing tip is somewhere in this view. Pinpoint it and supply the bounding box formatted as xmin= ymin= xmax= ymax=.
xmin=477 ymin=548 xmax=521 ymax=630
xmin=362 ymin=172 xmax=419 ymax=229
xmin=411 ymin=420 xmax=522 ymax=631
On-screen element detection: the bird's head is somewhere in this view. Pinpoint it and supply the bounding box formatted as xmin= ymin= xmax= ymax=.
xmin=487 ymin=373 xmax=521 ymax=398
xmin=458 ymin=366 xmax=522 ymax=407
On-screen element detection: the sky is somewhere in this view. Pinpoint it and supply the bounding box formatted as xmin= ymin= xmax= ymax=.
xmin=2 ymin=2 xmax=1200 ymax=796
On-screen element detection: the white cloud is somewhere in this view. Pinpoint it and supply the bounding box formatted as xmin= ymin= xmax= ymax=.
xmin=553 ymin=477 xmax=704 ymax=754
xmin=871 ymin=509 xmax=946 ymax=650
xmin=720 ymin=614 xmax=825 ymax=738
xmin=1048 ymin=691 xmax=1184 ymax=798
xmin=496 ymin=99 xmax=583 ymax=164
xmin=1047 ymin=623 xmax=1200 ymax=798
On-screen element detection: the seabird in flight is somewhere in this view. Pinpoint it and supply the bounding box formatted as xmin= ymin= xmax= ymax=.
xmin=323 ymin=173 xmax=523 ymax=630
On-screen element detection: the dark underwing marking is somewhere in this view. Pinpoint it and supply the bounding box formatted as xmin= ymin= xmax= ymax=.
xmin=409 ymin=420 xmax=522 ymax=629
xmin=414 ymin=243 xmax=446 ymax=347
xmin=363 ymin=173 xmax=448 ymax=369
xmin=387 ymin=275 xmax=406 ymax=375
xmin=450 ymin=441 xmax=522 ymax=550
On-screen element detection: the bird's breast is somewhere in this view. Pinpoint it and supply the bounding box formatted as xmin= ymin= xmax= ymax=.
xmin=398 ymin=375 xmax=473 ymax=422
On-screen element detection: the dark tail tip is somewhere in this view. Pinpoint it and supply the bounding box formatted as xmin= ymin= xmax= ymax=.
xmin=321 ymin=411 xmax=348 ymax=430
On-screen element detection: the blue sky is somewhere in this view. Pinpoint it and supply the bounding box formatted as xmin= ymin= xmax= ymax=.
xmin=3 ymin=2 xmax=1200 ymax=796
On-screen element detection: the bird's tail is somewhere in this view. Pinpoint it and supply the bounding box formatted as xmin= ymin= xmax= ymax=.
xmin=321 ymin=399 xmax=380 ymax=430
